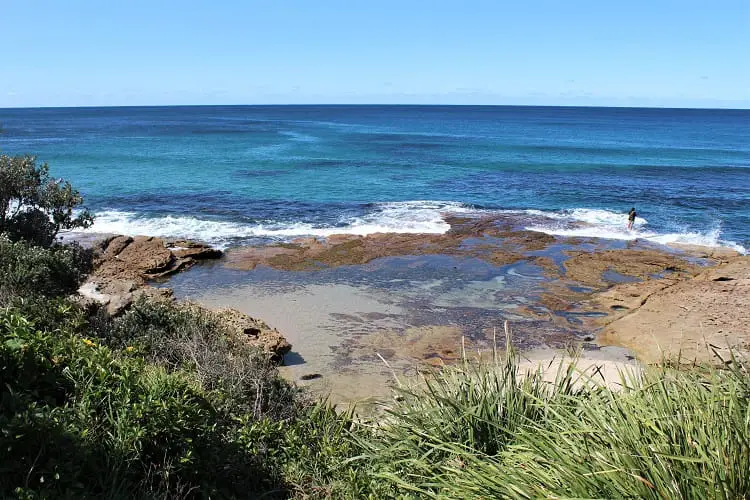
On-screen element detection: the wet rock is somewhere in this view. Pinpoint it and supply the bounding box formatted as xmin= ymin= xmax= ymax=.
xmin=563 ymin=249 xmax=698 ymax=288
xmin=484 ymin=250 xmax=525 ymax=267
xmin=500 ymin=230 xmax=557 ymax=251
xmin=168 ymin=240 xmax=223 ymax=260
xmin=223 ymin=221 xmax=561 ymax=272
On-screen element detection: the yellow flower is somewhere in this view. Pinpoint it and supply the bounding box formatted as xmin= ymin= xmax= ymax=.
xmin=126 ymin=346 xmax=134 ymax=352
xmin=82 ymin=339 xmax=96 ymax=347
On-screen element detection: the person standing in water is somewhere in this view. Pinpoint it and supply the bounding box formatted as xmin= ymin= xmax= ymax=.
xmin=627 ymin=207 xmax=637 ymax=231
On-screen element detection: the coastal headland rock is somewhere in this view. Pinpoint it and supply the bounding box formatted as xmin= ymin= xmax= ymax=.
xmin=79 ymin=235 xmax=223 ymax=316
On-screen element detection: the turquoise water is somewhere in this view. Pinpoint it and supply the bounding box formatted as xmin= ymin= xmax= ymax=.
xmin=1 ymin=105 xmax=748 ymax=251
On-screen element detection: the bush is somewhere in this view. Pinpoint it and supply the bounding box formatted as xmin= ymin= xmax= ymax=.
xmin=0 ymin=307 xmax=286 ymax=498
xmin=0 ymin=235 xmax=92 ymax=305
xmin=0 ymin=154 xmax=93 ymax=247
xmin=96 ymin=298 xmax=301 ymax=420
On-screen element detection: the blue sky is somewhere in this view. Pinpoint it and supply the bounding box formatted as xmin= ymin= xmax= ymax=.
xmin=2 ymin=0 xmax=749 ymax=108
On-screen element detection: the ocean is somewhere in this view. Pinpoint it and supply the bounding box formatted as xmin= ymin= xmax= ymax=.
xmin=1 ymin=105 xmax=748 ymax=252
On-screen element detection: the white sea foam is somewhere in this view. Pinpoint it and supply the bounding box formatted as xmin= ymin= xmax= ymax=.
xmin=523 ymin=208 xmax=746 ymax=254
xmin=80 ymin=201 xmax=474 ymax=249
xmin=79 ymin=203 xmax=745 ymax=254
xmin=279 ymin=130 xmax=319 ymax=142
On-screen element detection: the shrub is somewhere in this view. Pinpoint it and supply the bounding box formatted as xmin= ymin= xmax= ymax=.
xmin=96 ymin=298 xmax=301 ymax=420
xmin=0 ymin=235 xmax=92 ymax=305
xmin=0 ymin=154 xmax=93 ymax=247
xmin=0 ymin=307 xmax=285 ymax=498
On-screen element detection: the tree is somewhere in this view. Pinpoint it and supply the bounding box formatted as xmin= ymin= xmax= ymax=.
xmin=0 ymin=154 xmax=93 ymax=247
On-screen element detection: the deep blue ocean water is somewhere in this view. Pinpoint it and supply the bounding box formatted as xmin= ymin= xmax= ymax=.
xmin=1 ymin=105 xmax=748 ymax=251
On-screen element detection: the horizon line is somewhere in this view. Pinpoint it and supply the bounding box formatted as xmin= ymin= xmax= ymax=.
xmin=2 ymin=102 xmax=750 ymax=112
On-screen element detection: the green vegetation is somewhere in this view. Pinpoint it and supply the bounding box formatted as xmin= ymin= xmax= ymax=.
xmin=0 ymin=154 xmax=92 ymax=247
xmin=337 ymin=346 xmax=750 ymax=499
xmin=0 ymin=235 xmax=91 ymax=305
xmin=1 ymin=154 xmax=748 ymax=498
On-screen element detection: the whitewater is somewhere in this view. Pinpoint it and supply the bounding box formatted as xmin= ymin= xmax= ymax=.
xmin=79 ymin=202 xmax=747 ymax=254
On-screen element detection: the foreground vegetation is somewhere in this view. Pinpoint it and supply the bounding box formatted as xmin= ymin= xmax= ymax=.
xmin=1 ymin=153 xmax=749 ymax=498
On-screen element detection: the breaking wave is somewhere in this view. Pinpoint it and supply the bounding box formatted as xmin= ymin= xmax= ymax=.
xmin=523 ymin=208 xmax=746 ymax=254
xmin=81 ymin=201 xmax=474 ymax=249
xmin=79 ymin=202 xmax=745 ymax=254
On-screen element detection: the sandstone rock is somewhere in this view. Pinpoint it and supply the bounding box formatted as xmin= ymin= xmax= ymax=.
xmin=563 ymin=249 xmax=699 ymax=288
xmin=118 ymin=236 xmax=174 ymax=274
xmin=102 ymin=235 xmax=133 ymax=258
xmin=166 ymin=240 xmax=223 ymax=260
xmin=595 ymin=255 xmax=750 ymax=364
xmin=106 ymin=292 xmax=134 ymax=317
xmin=91 ymin=234 xmax=222 ymax=283
xmin=146 ymin=257 xmax=196 ymax=279
xmin=77 ymin=234 xmax=291 ymax=364
xmin=171 ymin=246 xmax=223 ymax=260
xmin=667 ymin=243 xmax=740 ymax=262
xmin=77 ymin=277 xmax=173 ymax=317
xmin=212 ymin=308 xmax=292 ymax=361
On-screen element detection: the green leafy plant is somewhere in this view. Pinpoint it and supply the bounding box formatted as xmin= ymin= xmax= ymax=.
xmin=0 ymin=154 xmax=93 ymax=247
xmin=0 ymin=307 xmax=288 ymax=498
xmin=0 ymin=235 xmax=91 ymax=305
